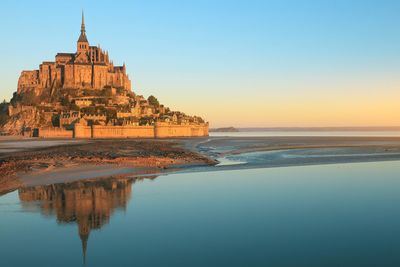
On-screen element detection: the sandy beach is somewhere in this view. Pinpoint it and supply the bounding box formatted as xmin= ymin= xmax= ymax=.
xmin=2 ymin=136 xmax=400 ymax=194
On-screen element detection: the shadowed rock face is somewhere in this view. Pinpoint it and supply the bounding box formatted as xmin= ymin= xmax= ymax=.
xmin=18 ymin=176 xmax=152 ymax=264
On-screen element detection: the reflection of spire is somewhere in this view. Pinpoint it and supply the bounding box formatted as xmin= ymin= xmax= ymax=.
xmin=80 ymin=232 xmax=89 ymax=265
xmin=79 ymin=219 xmax=90 ymax=265
xmin=17 ymin=176 xmax=156 ymax=263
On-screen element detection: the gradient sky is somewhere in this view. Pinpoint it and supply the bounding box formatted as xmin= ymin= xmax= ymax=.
xmin=1 ymin=0 xmax=400 ymax=127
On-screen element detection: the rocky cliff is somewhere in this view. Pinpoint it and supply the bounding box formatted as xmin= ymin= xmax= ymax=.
xmin=2 ymin=106 xmax=42 ymax=135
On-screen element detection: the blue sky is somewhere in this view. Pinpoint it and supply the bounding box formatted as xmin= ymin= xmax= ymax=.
xmin=1 ymin=0 xmax=400 ymax=126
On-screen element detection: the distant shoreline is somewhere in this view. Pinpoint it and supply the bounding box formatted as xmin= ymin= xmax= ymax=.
xmin=215 ymin=126 xmax=400 ymax=132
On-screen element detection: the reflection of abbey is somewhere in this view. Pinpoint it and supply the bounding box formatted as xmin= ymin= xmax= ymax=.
xmin=18 ymin=176 xmax=141 ymax=263
xmin=2 ymin=13 xmax=208 ymax=138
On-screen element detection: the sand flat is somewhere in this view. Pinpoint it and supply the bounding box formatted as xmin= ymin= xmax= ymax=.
xmin=0 ymin=138 xmax=88 ymax=155
xmin=3 ymin=136 xmax=400 ymax=190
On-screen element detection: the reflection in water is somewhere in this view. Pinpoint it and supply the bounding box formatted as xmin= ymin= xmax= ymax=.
xmin=18 ymin=176 xmax=157 ymax=264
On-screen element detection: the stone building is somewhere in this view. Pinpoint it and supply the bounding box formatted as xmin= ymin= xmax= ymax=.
xmin=17 ymin=12 xmax=131 ymax=96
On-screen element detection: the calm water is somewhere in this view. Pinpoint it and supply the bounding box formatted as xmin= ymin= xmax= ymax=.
xmin=2 ymin=162 xmax=400 ymax=266
xmin=210 ymin=130 xmax=400 ymax=137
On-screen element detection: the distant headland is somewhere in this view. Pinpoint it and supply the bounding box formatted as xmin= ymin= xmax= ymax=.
xmin=210 ymin=127 xmax=239 ymax=132
xmin=0 ymin=12 xmax=208 ymax=138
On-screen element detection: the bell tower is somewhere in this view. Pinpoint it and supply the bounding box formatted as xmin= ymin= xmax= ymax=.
xmin=77 ymin=11 xmax=89 ymax=53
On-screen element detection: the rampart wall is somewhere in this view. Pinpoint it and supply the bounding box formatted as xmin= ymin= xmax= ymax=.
xmin=91 ymin=125 xmax=154 ymax=139
xmin=73 ymin=124 xmax=92 ymax=138
xmin=39 ymin=123 xmax=208 ymax=139
xmin=154 ymin=122 xmax=209 ymax=138
xmin=38 ymin=127 xmax=74 ymax=138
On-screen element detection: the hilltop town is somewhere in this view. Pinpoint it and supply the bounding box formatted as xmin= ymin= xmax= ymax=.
xmin=0 ymin=13 xmax=208 ymax=138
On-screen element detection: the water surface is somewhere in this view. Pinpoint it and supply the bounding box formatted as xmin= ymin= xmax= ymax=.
xmin=1 ymin=162 xmax=400 ymax=266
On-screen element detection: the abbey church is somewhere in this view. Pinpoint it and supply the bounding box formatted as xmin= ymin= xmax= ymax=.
xmin=17 ymin=13 xmax=131 ymax=95
xmin=3 ymin=12 xmax=208 ymax=138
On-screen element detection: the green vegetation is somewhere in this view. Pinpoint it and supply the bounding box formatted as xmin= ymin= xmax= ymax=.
xmin=117 ymin=88 xmax=126 ymax=95
xmin=139 ymin=116 xmax=154 ymax=126
xmin=83 ymin=89 xmax=103 ymax=97
xmin=60 ymin=96 xmax=70 ymax=106
xmin=81 ymin=106 xmax=97 ymax=114
xmin=69 ymin=103 xmax=80 ymax=111
xmin=0 ymin=100 xmax=9 ymax=126
xmin=106 ymin=109 xmax=117 ymax=119
xmin=10 ymin=91 xmax=40 ymax=106
xmin=148 ymin=95 xmax=160 ymax=107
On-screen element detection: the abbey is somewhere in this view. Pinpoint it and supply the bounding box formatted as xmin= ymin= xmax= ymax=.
xmin=2 ymin=13 xmax=208 ymax=138
xmin=17 ymin=13 xmax=131 ymax=96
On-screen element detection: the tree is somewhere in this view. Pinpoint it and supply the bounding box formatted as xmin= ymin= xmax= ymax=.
xmin=10 ymin=92 xmax=21 ymax=106
xmin=0 ymin=101 xmax=9 ymax=126
xmin=69 ymin=103 xmax=80 ymax=111
xmin=60 ymin=96 xmax=70 ymax=106
xmin=10 ymin=91 xmax=39 ymax=106
xmin=106 ymin=109 xmax=117 ymax=119
xmin=147 ymin=95 xmax=160 ymax=107
xmin=81 ymin=106 xmax=96 ymax=114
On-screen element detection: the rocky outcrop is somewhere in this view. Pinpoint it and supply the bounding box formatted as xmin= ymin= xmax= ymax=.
xmin=1 ymin=106 xmax=41 ymax=135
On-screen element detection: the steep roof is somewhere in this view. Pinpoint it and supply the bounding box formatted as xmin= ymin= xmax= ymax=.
xmin=78 ymin=33 xmax=88 ymax=43
xmin=56 ymin=53 xmax=75 ymax=56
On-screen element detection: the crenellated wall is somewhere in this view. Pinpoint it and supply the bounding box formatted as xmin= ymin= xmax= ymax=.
xmin=154 ymin=122 xmax=209 ymax=138
xmin=39 ymin=123 xmax=208 ymax=139
xmin=39 ymin=127 xmax=74 ymax=138
xmin=73 ymin=124 xmax=92 ymax=138
xmin=91 ymin=125 xmax=154 ymax=139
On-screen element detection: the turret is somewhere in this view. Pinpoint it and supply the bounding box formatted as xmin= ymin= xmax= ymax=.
xmin=77 ymin=11 xmax=89 ymax=53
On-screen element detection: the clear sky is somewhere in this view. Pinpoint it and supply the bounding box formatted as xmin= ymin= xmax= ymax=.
xmin=1 ymin=0 xmax=400 ymax=127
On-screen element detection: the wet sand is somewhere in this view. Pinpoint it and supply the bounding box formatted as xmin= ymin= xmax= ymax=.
xmin=0 ymin=138 xmax=215 ymax=194
xmin=2 ymin=136 xmax=400 ymax=193
xmin=0 ymin=137 xmax=88 ymax=154
xmin=189 ymin=136 xmax=400 ymax=171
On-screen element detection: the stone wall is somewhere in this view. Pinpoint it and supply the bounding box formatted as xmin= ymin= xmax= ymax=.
xmin=154 ymin=122 xmax=209 ymax=138
xmin=73 ymin=124 xmax=92 ymax=138
xmin=39 ymin=127 xmax=74 ymax=138
xmin=8 ymin=105 xmax=35 ymax=117
xmin=39 ymin=123 xmax=208 ymax=139
xmin=91 ymin=125 xmax=154 ymax=139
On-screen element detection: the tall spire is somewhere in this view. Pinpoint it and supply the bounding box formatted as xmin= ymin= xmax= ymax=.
xmin=78 ymin=10 xmax=88 ymax=43
xmin=81 ymin=11 xmax=86 ymax=34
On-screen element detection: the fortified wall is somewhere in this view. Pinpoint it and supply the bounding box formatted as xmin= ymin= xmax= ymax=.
xmin=38 ymin=123 xmax=209 ymax=139
xmin=38 ymin=127 xmax=74 ymax=138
